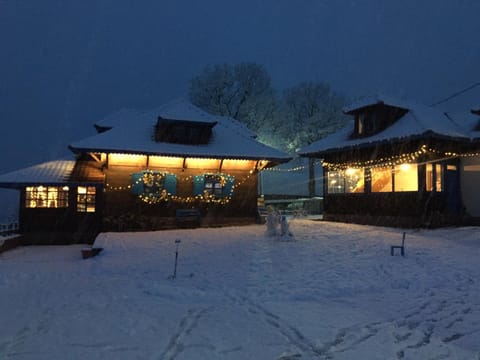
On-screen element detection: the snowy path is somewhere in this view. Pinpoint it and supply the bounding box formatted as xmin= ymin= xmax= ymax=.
xmin=0 ymin=220 xmax=479 ymax=359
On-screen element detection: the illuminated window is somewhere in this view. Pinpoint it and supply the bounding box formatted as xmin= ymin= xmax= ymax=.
xmin=327 ymin=170 xmax=345 ymax=194
xmin=77 ymin=186 xmax=96 ymax=212
xmin=371 ymin=167 xmax=393 ymax=192
xmin=345 ymin=168 xmax=364 ymax=193
xmin=394 ymin=163 xmax=418 ymax=191
xmin=25 ymin=186 xmax=69 ymax=208
xmin=327 ymin=169 xmax=364 ymax=194
xmin=435 ymin=164 xmax=443 ymax=191
xmin=426 ymin=163 xmax=443 ymax=192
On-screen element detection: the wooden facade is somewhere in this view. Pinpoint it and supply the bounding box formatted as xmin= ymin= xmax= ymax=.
xmin=0 ymin=101 xmax=291 ymax=243
xmin=95 ymin=155 xmax=262 ymax=231
xmin=19 ymin=183 xmax=104 ymax=244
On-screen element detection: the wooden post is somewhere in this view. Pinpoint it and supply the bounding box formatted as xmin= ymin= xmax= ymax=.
xmin=308 ymin=158 xmax=315 ymax=197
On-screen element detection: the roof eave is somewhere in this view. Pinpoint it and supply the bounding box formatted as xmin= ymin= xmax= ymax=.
xmin=69 ymin=145 xmax=292 ymax=163
xmin=299 ymin=131 xmax=472 ymax=158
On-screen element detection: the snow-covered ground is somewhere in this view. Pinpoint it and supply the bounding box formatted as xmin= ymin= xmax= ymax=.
xmin=1 ymin=220 xmax=480 ymax=360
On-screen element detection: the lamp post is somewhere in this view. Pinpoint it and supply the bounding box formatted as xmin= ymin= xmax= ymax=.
xmin=172 ymin=239 xmax=181 ymax=279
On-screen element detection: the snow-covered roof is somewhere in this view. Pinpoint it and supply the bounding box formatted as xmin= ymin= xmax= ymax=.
xmin=342 ymin=93 xmax=416 ymax=114
xmin=0 ymin=160 xmax=76 ymax=188
xmin=299 ymin=95 xmax=477 ymax=156
xmin=72 ymin=99 xmax=291 ymax=162
xmin=94 ymin=99 xmax=256 ymax=138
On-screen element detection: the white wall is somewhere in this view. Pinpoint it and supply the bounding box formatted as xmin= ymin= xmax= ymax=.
xmin=460 ymin=155 xmax=480 ymax=217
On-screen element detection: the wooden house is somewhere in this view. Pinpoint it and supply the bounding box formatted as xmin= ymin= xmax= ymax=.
xmin=299 ymin=95 xmax=480 ymax=227
xmin=0 ymin=99 xmax=291 ymax=244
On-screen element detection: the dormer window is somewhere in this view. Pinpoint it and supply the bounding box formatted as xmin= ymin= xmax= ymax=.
xmin=358 ymin=114 xmax=365 ymax=135
xmin=155 ymin=117 xmax=216 ymax=144
xmin=351 ymin=103 xmax=407 ymax=138
xmin=356 ymin=112 xmax=375 ymax=136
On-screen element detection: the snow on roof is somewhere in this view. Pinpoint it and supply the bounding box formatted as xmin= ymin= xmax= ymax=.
xmin=73 ymin=99 xmax=291 ymax=162
xmin=0 ymin=160 xmax=76 ymax=188
xmin=342 ymin=93 xmax=415 ymax=113
xmin=299 ymin=97 xmax=474 ymax=156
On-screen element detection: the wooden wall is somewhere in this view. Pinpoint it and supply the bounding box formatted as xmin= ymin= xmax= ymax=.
xmin=323 ymin=191 xmax=465 ymax=228
xmin=19 ymin=185 xmax=103 ymax=244
xmin=102 ymin=159 xmax=259 ymax=231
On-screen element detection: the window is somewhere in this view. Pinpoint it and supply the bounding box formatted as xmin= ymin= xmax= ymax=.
xmin=131 ymin=171 xmax=177 ymax=200
xmin=356 ymin=112 xmax=376 ymax=136
xmin=371 ymin=164 xmax=418 ymax=193
xmin=327 ymin=170 xmax=345 ymax=194
xmin=435 ymin=164 xmax=443 ymax=191
xmin=25 ymin=186 xmax=69 ymax=208
xmin=77 ymin=186 xmax=96 ymax=212
xmin=193 ymin=173 xmax=235 ymax=199
xmin=357 ymin=114 xmax=365 ymax=135
xmin=426 ymin=163 xmax=443 ymax=192
xmin=204 ymin=175 xmax=224 ymax=196
xmin=345 ymin=168 xmax=364 ymax=193
xmin=394 ymin=163 xmax=418 ymax=191
xmin=371 ymin=167 xmax=393 ymax=192
xmin=327 ymin=169 xmax=364 ymax=194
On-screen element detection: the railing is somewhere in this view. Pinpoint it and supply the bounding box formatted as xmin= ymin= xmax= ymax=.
xmin=0 ymin=222 xmax=19 ymax=236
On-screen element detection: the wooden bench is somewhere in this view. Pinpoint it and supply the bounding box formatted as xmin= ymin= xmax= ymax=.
xmin=176 ymin=209 xmax=201 ymax=228
xmin=81 ymin=247 xmax=103 ymax=259
xmin=391 ymin=232 xmax=406 ymax=256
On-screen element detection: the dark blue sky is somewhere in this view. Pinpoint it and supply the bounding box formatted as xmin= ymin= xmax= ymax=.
xmin=1 ymin=0 xmax=479 ymax=173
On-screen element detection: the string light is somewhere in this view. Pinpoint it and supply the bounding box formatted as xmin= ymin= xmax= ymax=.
xmin=323 ymin=145 xmax=429 ymax=170
xmin=105 ymin=168 xmax=256 ymax=205
xmin=322 ymin=144 xmax=480 ymax=171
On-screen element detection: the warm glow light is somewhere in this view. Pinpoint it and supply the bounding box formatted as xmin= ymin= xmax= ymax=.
xmin=25 ymin=186 xmax=68 ymax=208
xmin=62 ymin=186 xmax=69 ymax=191
xmin=185 ymin=158 xmax=220 ymax=169
xmin=148 ymin=156 xmax=184 ymax=168
xmin=108 ymin=153 xmax=147 ymax=166
xmin=399 ymin=163 xmax=411 ymax=171
xmin=222 ymin=159 xmax=256 ymax=170
xmin=345 ymin=168 xmax=358 ymax=176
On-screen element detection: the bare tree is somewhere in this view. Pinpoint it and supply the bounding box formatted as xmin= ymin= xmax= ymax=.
xmin=189 ymin=62 xmax=276 ymax=131
xmin=277 ymin=81 xmax=349 ymax=152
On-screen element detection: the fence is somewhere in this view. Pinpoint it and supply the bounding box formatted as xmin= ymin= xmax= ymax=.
xmin=0 ymin=222 xmax=19 ymax=236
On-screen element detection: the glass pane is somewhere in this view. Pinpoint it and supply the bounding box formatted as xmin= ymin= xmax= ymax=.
xmin=371 ymin=167 xmax=393 ymax=192
xmin=394 ymin=164 xmax=418 ymax=191
xmin=77 ymin=186 xmax=96 ymax=212
xmin=345 ymin=168 xmax=364 ymax=193
xmin=426 ymin=164 xmax=433 ymax=191
xmin=435 ymin=164 xmax=443 ymax=192
xmin=327 ymin=170 xmax=345 ymax=194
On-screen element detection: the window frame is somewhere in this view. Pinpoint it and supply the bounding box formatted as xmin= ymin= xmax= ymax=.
xmin=77 ymin=186 xmax=96 ymax=213
xmin=326 ymin=168 xmax=364 ymax=194
xmin=25 ymin=186 xmax=69 ymax=209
